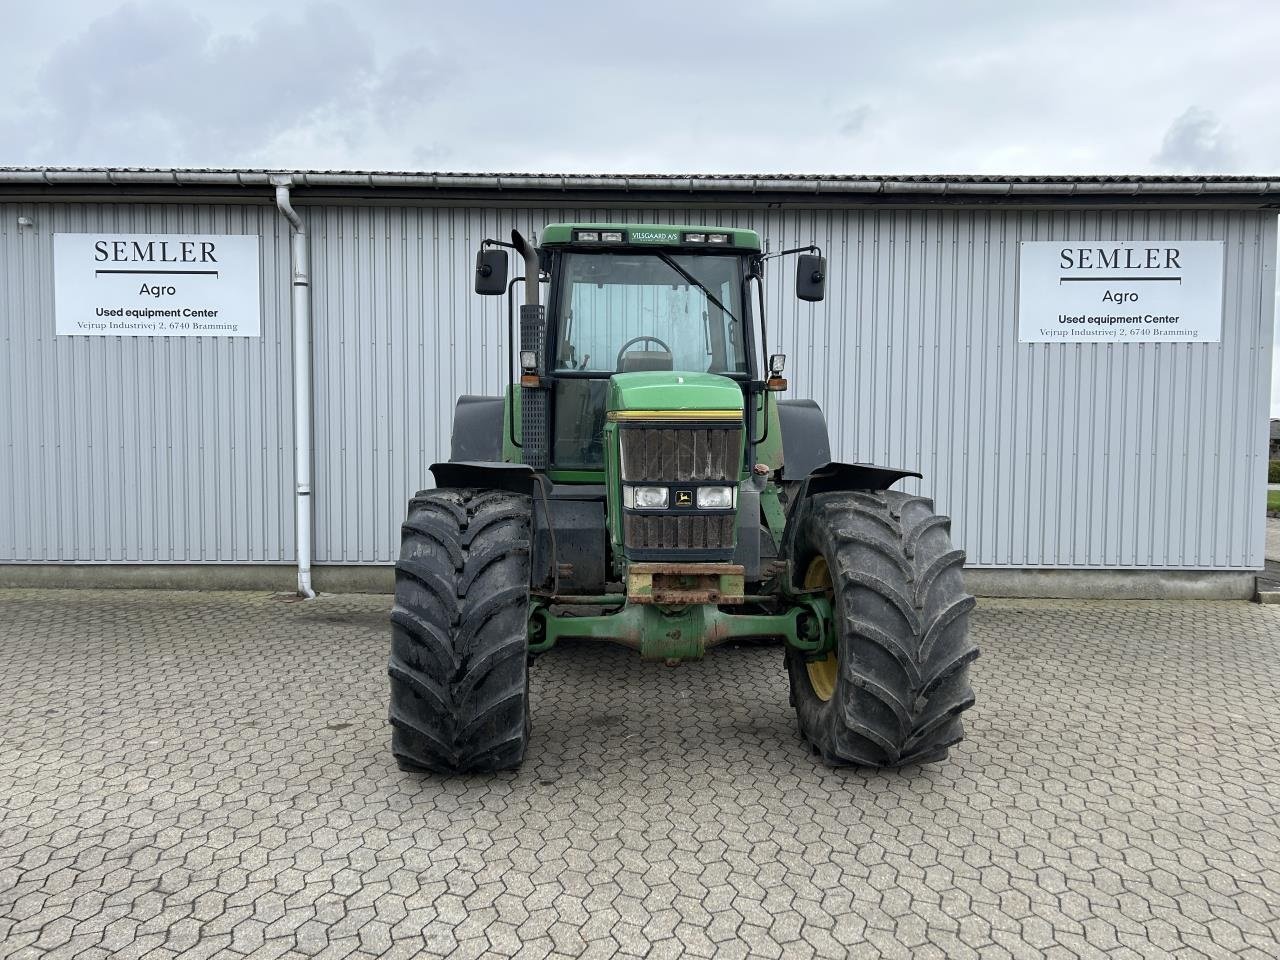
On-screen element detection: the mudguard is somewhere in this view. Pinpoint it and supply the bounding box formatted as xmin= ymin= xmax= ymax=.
xmin=778 ymin=460 xmax=923 ymax=571
xmin=776 ymin=399 xmax=833 ymax=480
xmin=435 ymin=395 xmax=531 ymax=494
xmin=449 ymin=395 xmax=505 ymax=462
xmin=803 ymin=461 xmax=921 ymax=497
xmin=775 ymin=402 xmax=919 ymax=494
xmin=429 ymin=461 xmax=537 ymax=496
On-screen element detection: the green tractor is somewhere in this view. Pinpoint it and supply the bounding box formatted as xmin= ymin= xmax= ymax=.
xmin=388 ymin=223 xmax=978 ymax=773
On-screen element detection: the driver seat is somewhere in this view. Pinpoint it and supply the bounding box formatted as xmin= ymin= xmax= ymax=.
xmin=619 ymin=350 xmax=673 ymax=373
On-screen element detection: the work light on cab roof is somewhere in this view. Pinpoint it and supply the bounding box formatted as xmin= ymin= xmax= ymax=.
xmin=386 ymin=218 xmax=980 ymax=777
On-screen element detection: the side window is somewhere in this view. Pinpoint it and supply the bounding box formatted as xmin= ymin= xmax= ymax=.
xmin=711 ymin=277 xmax=745 ymax=374
xmin=552 ymin=379 xmax=609 ymax=468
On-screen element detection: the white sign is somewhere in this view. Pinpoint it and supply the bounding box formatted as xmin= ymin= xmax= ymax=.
xmin=54 ymin=233 xmax=262 ymax=337
xmin=1017 ymin=240 xmax=1224 ymax=343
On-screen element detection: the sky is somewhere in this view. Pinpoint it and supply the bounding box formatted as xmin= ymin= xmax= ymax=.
xmin=3 ymin=0 xmax=1278 ymax=413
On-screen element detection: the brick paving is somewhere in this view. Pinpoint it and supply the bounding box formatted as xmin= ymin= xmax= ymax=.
xmin=2 ymin=588 xmax=1280 ymax=958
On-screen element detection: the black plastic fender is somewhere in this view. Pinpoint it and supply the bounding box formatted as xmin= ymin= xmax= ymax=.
xmin=429 ymin=461 xmax=537 ymax=496
xmin=449 ymin=395 xmax=505 ymax=462
xmin=777 ymin=399 xmax=833 ymax=480
xmin=779 ymin=460 xmax=923 ymax=579
xmin=803 ymin=461 xmax=921 ymax=497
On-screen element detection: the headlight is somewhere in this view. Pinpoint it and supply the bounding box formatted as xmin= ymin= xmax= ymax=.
xmin=696 ymin=486 xmax=734 ymax=509
xmin=626 ymin=485 xmax=669 ymax=509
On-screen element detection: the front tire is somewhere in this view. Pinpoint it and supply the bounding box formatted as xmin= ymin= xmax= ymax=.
xmin=786 ymin=490 xmax=979 ymax=767
xmin=388 ymin=488 xmax=532 ymax=773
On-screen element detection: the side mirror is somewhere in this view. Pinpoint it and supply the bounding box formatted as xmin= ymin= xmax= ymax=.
xmin=796 ymin=254 xmax=826 ymax=302
xmin=475 ymin=248 xmax=509 ymax=295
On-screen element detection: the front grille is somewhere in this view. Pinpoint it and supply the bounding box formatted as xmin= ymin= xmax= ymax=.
xmin=620 ymin=427 xmax=741 ymax=483
xmin=620 ymin=425 xmax=741 ymax=554
xmin=625 ymin=514 xmax=737 ymax=550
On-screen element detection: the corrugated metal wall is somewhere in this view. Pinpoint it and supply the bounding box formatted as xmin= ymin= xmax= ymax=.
xmin=2 ymin=200 xmax=1274 ymax=569
xmin=0 ymin=200 xmax=294 ymax=562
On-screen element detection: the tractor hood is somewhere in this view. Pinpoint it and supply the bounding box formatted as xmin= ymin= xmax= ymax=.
xmin=606 ymin=372 xmax=745 ymax=417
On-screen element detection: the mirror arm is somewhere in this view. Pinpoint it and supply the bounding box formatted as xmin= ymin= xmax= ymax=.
xmin=759 ymin=243 xmax=823 ymax=262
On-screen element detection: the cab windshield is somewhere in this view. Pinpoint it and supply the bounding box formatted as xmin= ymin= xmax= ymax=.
xmin=554 ymin=252 xmax=748 ymax=375
xmin=550 ymin=250 xmax=750 ymax=470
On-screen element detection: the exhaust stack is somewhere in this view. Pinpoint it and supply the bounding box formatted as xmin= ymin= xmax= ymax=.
xmin=512 ymin=229 xmax=548 ymax=469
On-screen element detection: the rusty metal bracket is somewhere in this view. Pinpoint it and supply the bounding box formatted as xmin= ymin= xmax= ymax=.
xmin=626 ymin=563 xmax=745 ymax=605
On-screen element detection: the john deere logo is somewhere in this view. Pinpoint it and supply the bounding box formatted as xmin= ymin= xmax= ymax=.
xmin=675 ymin=490 xmax=693 ymax=506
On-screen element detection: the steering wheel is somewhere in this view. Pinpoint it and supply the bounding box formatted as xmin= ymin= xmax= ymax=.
xmin=615 ymin=335 xmax=673 ymax=371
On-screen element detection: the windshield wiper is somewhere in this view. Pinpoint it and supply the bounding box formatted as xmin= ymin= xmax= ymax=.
xmin=653 ymin=251 xmax=740 ymax=326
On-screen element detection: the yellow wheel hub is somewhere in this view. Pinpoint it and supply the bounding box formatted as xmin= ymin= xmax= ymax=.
xmin=803 ymin=555 xmax=838 ymax=702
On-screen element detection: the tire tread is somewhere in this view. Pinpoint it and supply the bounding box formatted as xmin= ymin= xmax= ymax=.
xmin=788 ymin=489 xmax=979 ymax=768
xmin=388 ymin=488 xmax=531 ymax=774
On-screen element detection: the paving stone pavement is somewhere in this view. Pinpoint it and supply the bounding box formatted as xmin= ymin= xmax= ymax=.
xmin=2 ymin=589 xmax=1280 ymax=959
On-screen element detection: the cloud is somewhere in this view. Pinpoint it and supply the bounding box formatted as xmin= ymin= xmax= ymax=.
xmin=4 ymin=1 xmax=446 ymax=167
xmin=2 ymin=1 xmax=1280 ymax=174
xmin=1152 ymin=107 xmax=1237 ymax=172
xmin=837 ymin=105 xmax=873 ymax=137
xmin=371 ymin=50 xmax=450 ymax=130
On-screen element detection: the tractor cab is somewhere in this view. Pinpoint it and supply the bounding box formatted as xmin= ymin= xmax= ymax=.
xmin=473 ymin=223 xmax=828 ymax=576
xmin=473 ymin=223 xmax=825 ymax=476
xmin=538 ymin=226 xmax=759 ymax=473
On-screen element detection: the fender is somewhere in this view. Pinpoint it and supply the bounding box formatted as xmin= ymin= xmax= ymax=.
xmin=429 ymin=461 xmax=537 ymax=496
xmin=778 ymin=460 xmax=923 ymax=574
xmin=776 ymin=399 xmax=832 ymax=479
xmin=448 ymin=395 xmax=505 ymax=462
xmin=803 ymin=460 xmax=921 ymax=497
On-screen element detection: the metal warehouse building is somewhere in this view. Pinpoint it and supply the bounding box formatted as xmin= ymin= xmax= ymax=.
xmin=1 ymin=168 xmax=1276 ymax=598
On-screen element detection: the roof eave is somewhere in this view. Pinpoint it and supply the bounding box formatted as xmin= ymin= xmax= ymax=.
xmin=2 ymin=168 xmax=1279 ymax=206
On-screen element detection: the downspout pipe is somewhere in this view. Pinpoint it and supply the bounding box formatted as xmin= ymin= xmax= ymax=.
xmin=272 ymin=176 xmax=316 ymax=598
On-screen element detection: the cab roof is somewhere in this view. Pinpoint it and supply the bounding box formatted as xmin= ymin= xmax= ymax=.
xmin=539 ymin=223 xmax=762 ymax=251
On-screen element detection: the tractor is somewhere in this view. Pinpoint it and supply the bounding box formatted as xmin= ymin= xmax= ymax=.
xmin=387 ymin=223 xmax=978 ymax=773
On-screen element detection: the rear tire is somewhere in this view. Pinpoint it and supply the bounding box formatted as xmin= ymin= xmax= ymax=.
xmin=786 ymin=490 xmax=979 ymax=767
xmin=388 ymin=488 xmax=532 ymax=773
